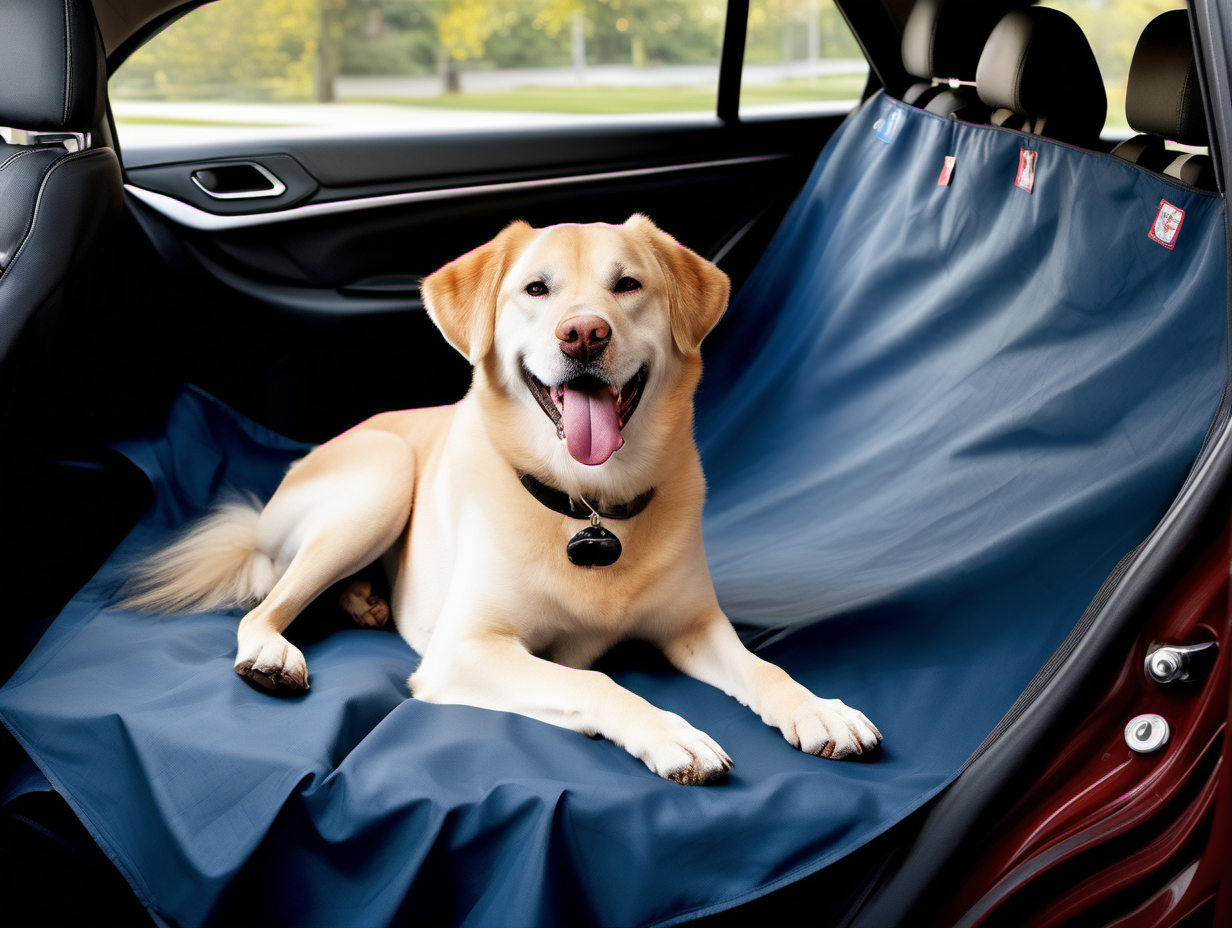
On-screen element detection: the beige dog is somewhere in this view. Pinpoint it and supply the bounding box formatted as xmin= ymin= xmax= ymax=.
xmin=125 ymin=215 xmax=880 ymax=784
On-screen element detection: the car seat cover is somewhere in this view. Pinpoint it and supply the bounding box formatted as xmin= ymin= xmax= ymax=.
xmin=1 ymin=95 xmax=1226 ymax=928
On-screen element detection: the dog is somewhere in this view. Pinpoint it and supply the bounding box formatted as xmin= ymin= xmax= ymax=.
xmin=123 ymin=215 xmax=881 ymax=784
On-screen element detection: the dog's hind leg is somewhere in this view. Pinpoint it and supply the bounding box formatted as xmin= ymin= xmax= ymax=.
xmin=235 ymin=428 xmax=414 ymax=691
xmin=338 ymin=579 xmax=390 ymax=629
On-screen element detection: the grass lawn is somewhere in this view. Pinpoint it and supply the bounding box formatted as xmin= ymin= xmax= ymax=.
xmin=114 ymin=115 xmax=293 ymax=127
xmin=343 ymin=75 xmax=868 ymax=114
xmin=112 ymin=75 xmax=869 ymax=125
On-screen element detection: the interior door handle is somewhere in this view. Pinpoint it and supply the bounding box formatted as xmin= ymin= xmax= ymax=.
xmin=191 ymin=162 xmax=287 ymax=200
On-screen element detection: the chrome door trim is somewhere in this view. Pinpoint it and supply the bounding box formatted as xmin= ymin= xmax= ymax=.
xmin=125 ymin=154 xmax=786 ymax=231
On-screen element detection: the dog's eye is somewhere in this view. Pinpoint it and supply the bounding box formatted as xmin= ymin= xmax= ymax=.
xmin=525 ymin=281 xmax=549 ymax=297
xmin=614 ymin=276 xmax=642 ymax=293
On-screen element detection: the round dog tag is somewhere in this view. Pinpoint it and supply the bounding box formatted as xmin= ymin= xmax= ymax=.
xmin=567 ymin=525 xmax=621 ymax=567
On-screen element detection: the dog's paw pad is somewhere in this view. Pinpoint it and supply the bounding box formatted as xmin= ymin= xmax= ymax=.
xmin=639 ymin=712 xmax=733 ymax=785
xmin=788 ymin=698 xmax=881 ymax=759
xmin=664 ymin=756 xmax=730 ymax=786
xmin=235 ymin=636 xmax=309 ymax=691
xmin=339 ymin=580 xmax=390 ymax=629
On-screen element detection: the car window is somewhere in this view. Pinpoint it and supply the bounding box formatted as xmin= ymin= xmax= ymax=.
xmin=739 ymin=0 xmax=866 ymax=117
xmin=108 ymin=0 xmax=866 ymax=147
xmin=1041 ymin=0 xmax=1189 ymax=137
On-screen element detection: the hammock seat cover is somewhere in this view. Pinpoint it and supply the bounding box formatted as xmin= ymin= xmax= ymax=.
xmin=1 ymin=94 xmax=1226 ymax=927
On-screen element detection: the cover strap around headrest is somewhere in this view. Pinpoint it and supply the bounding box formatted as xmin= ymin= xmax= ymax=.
xmin=901 ymin=0 xmax=1031 ymax=83
xmin=0 ymin=0 xmax=105 ymax=132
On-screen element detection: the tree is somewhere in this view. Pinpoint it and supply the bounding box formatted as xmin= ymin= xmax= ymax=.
xmin=115 ymin=0 xmax=324 ymax=101
xmin=436 ymin=0 xmax=499 ymax=90
xmin=585 ymin=0 xmax=725 ymax=67
xmin=532 ymin=0 xmax=589 ymax=81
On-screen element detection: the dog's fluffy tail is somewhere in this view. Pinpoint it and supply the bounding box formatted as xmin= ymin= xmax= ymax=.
xmin=118 ymin=495 xmax=277 ymax=614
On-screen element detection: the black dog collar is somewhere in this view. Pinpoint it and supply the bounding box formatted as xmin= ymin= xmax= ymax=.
xmin=517 ymin=472 xmax=655 ymax=521
xmin=517 ymin=472 xmax=655 ymax=568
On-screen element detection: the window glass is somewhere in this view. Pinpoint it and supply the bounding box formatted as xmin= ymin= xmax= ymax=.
xmin=111 ymin=0 xmax=736 ymax=146
xmin=1041 ymin=0 xmax=1189 ymax=137
xmin=739 ymin=0 xmax=867 ymax=116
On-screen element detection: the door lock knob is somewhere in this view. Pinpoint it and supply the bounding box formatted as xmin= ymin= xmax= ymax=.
xmin=1144 ymin=641 xmax=1217 ymax=684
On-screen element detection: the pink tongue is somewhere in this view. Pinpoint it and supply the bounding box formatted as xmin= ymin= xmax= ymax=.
xmin=561 ymin=382 xmax=624 ymax=465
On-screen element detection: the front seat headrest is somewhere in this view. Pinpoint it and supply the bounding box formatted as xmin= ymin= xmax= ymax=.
xmin=1125 ymin=9 xmax=1206 ymax=146
xmin=902 ymin=0 xmax=1027 ymax=84
xmin=976 ymin=6 xmax=1107 ymax=146
xmin=901 ymin=0 xmax=1030 ymax=118
xmin=0 ymin=0 xmax=106 ymax=132
xmin=1114 ymin=10 xmax=1214 ymax=189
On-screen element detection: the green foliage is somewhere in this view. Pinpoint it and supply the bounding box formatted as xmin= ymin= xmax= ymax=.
xmin=114 ymin=0 xmax=324 ymax=101
xmin=1044 ymin=0 xmax=1187 ymax=131
xmin=1047 ymin=0 xmax=1187 ymax=86
xmin=113 ymin=0 xmax=736 ymax=97
xmin=745 ymin=0 xmax=861 ymax=64
xmin=585 ymin=0 xmax=726 ymax=66
xmin=112 ymin=0 xmax=1179 ymax=112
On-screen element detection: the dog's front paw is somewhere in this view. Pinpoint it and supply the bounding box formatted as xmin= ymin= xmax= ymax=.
xmin=630 ymin=711 xmax=733 ymax=785
xmin=235 ymin=634 xmax=309 ymax=691
xmin=785 ymin=697 xmax=881 ymax=759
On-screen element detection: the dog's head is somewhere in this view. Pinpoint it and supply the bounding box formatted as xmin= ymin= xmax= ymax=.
xmin=421 ymin=216 xmax=729 ymax=489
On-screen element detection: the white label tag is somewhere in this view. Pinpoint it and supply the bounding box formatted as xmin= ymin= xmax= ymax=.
xmin=1148 ymin=199 xmax=1185 ymax=250
xmin=1015 ymin=149 xmax=1037 ymax=193
xmin=874 ymin=107 xmax=904 ymax=143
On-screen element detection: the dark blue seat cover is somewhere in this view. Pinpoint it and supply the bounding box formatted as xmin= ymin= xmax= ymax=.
xmin=1 ymin=94 xmax=1226 ymax=927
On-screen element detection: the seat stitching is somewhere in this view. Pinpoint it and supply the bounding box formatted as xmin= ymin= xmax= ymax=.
xmin=0 ymin=148 xmax=42 ymax=172
xmin=3 ymin=149 xmax=107 ymax=276
xmin=62 ymin=0 xmax=73 ymax=127
xmin=928 ymin=11 xmax=940 ymax=78
xmin=1178 ymin=64 xmax=1194 ymax=141
xmin=1014 ymin=29 xmax=1033 ymax=118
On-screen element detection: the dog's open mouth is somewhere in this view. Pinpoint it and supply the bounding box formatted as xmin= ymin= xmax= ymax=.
xmin=522 ymin=364 xmax=649 ymax=466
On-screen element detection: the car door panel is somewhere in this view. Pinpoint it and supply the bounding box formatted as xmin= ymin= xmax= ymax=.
xmin=121 ymin=113 xmax=843 ymax=439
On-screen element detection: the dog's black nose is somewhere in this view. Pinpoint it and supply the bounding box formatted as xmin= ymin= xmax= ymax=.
xmin=557 ymin=314 xmax=611 ymax=363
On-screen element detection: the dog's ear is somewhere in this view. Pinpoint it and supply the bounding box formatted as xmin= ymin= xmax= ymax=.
xmin=625 ymin=214 xmax=730 ymax=354
xmin=421 ymin=220 xmax=536 ymax=363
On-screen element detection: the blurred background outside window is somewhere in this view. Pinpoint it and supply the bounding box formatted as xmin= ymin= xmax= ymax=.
xmin=109 ymin=0 xmax=866 ymax=143
xmin=108 ymin=0 xmax=1191 ymax=146
xmin=1043 ymin=0 xmax=1187 ymax=137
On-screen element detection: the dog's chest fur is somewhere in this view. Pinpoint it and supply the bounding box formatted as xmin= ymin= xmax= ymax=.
xmin=387 ymin=398 xmax=710 ymax=665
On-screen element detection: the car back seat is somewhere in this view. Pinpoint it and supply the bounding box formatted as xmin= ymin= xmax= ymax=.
xmin=900 ymin=0 xmax=1026 ymax=120
xmin=1 ymin=20 xmax=1227 ymax=928
xmin=975 ymin=6 xmax=1107 ymax=148
xmin=1113 ymin=10 xmax=1215 ymax=190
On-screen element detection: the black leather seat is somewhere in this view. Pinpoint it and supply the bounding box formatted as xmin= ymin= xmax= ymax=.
xmin=0 ymin=0 xmax=124 ymax=608
xmin=975 ymin=6 xmax=1107 ymax=148
xmin=1113 ymin=10 xmax=1215 ymax=190
xmin=900 ymin=0 xmax=1027 ymax=120
xmin=0 ymin=0 xmax=122 ymax=438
